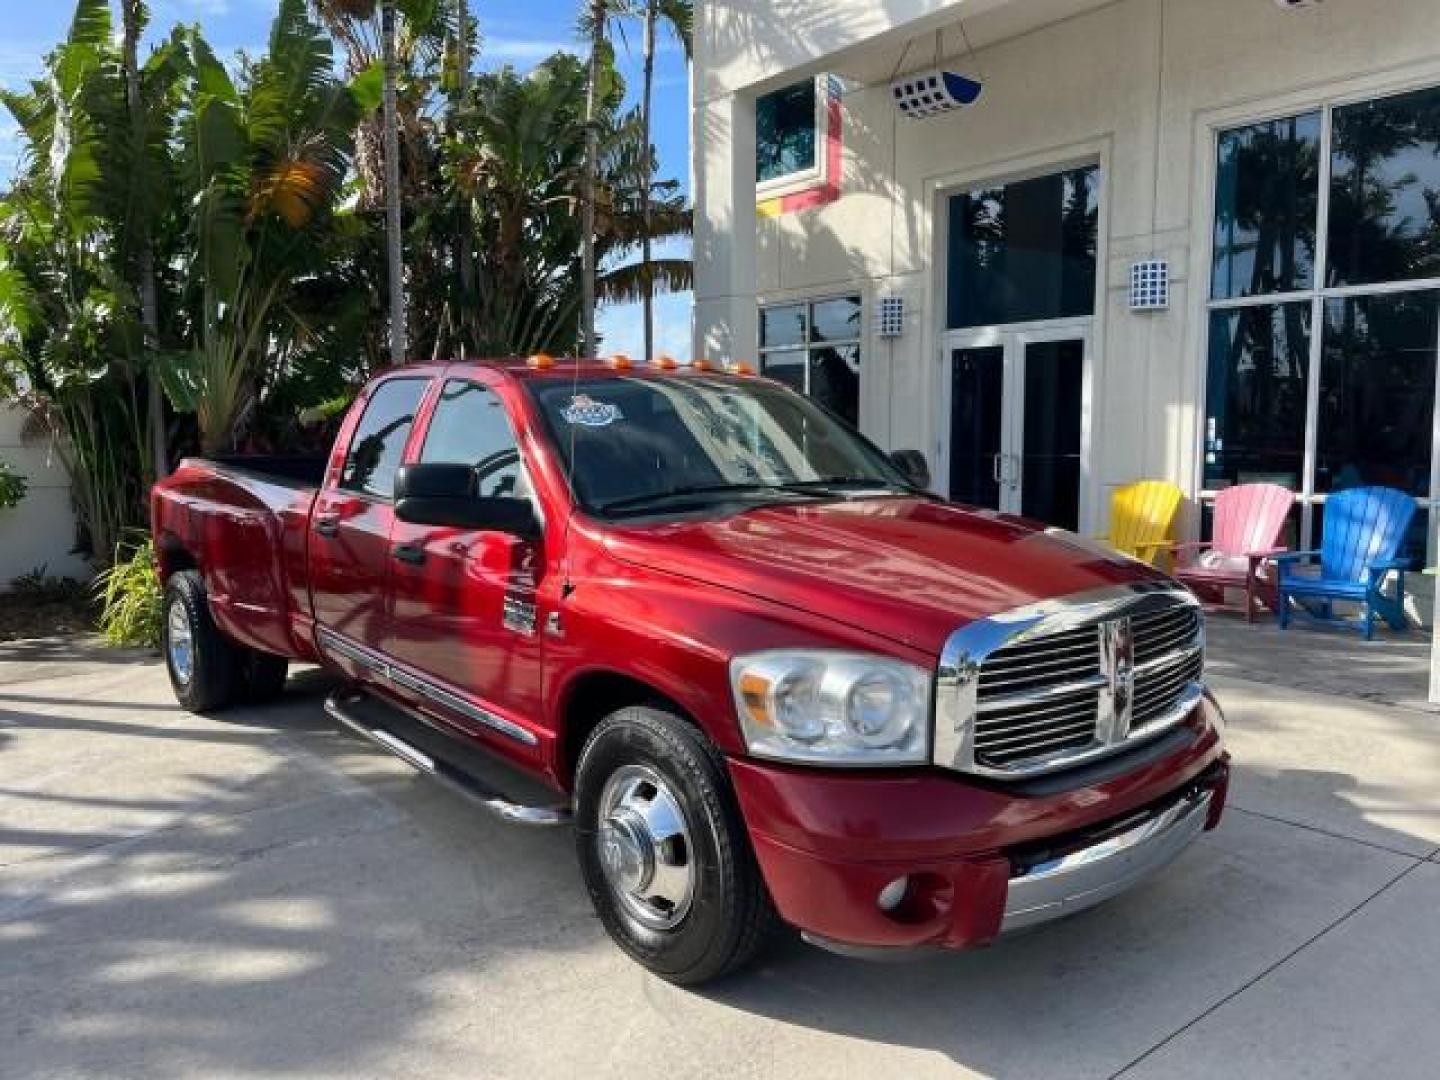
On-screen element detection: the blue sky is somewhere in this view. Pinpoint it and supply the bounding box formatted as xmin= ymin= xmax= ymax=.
xmin=0 ymin=0 xmax=693 ymax=358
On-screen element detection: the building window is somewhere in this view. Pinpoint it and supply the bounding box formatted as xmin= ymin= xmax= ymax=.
xmin=946 ymin=165 xmax=1100 ymax=329
xmin=1205 ymin=85 xmax=1440 ymax=562
xmin=759 ymin=296 xmax=861 ymax=426
xmin=756 ymin=79 xmax=818 ymax=185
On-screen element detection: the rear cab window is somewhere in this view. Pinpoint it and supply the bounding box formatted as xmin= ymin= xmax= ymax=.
xmin=338 ymin=377 xmax=428 ymax=500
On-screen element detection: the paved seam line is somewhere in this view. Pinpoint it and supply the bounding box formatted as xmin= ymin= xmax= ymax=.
xmin=1108 ymin=859 xmax=1425 ymax=1079
xmin=1227 ymin=804 xmax=1431 ymax=860
xmin=1206 ymin=669 xmax=1437 ymax=718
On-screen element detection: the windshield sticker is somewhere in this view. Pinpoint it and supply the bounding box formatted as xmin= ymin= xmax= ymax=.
xmin=561 ymin=395 xmax=624 ymax=427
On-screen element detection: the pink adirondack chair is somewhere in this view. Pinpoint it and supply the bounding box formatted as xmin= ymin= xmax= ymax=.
xmin=1172 ymin=483 xmax=1293 ymax=622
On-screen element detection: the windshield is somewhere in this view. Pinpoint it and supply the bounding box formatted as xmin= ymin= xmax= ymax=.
xmin=527 ymin=375 xmax=916 ymax=517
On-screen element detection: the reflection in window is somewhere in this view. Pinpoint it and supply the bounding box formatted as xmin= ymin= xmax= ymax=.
xmin=760 ymin=305 xmax=806 ymax=349
xmin=1316 ymin=292 xmax=1438 ymax=496
xmin=340 ymin=378 xmax=427 ymax=499
xmin=1328 ymin=86 xmax=1440 ymax=287
xmin=420 ymin=380 xmax=524 ymax=498
xmin=756 ymin=80 xmax=817 ymax=184
xmin=758 ymin=296 xmax=862 ymax=426
xmin=1211 ymin=111 xmax=1320 ymax=299
xmin=1204 ymin=303 xmax=1311 ymax=491
xmin=947 ymin=166 xmax=1099 ymax=329
xmin=527 ymin=377 xmax=900 ymax=514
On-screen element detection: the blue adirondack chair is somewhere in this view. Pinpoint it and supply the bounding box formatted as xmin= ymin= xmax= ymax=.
xmin=1273 ymin=486 xmax=1417 ymax=640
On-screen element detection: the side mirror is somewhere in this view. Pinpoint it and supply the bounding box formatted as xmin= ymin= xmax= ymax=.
xmin=889 ymin=449 xmax=931 ymax=491
xmin=394 ymin=463 xmax=540 ymax=538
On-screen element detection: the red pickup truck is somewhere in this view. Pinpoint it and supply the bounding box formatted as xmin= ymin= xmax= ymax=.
xmin=152 ymin=358 xmax=1227 ymax=984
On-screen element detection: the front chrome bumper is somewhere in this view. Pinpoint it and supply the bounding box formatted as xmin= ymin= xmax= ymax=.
xmin=1002 ymin=787 xmax=1212 ymax=932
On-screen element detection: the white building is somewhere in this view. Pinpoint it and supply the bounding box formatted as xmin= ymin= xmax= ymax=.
xmin=0 ymin=406 xmax=88 ymax=585
xmin=691 ymin=0 xmax=1440 ymax=574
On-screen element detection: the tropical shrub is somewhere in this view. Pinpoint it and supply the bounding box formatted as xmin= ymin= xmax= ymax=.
xmin=0 ymin=0 xmax=187 ymax=559
xmin=0 ymin=0 xmax=692 ymax=575
xmin=95 ymin=536 xmax=164 ymax=647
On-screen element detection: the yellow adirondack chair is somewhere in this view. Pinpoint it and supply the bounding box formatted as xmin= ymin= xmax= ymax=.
xmin=1097 ymin=480 xmax=1184 ymax=567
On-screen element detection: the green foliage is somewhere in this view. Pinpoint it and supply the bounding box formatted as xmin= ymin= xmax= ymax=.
xmin=0 ymin=460 xmax=25 ymax=509
xmin=95 ymin=536 xmax=164 ymax=647
xmin=0 ymin=0 xmax=692 ymax=564
xmin=10 ymin=567 xmax=89 ymax=599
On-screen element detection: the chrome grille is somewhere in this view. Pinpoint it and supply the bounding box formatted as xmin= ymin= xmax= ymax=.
xmin=1134 ymin=648 xmax=1205 ymax=728
xmin=937 ymin=585 xmax=1207 ymax=779
xmin=1132 ymin=605 xmax=1201 ymax=666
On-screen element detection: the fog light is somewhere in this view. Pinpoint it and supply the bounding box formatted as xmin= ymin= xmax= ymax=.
xmin=876 ymin=875 xmax=910 ymax=913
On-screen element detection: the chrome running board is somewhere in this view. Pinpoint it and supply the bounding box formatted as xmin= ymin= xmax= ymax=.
xmin=325 ymin=687 xmax=570 ymax=827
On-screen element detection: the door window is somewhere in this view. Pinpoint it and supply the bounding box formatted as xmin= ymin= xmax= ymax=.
xmin=946 ymin=166 xmax=1100 ymax=329
xmin=420 ymin=380 xmax=526 ymax=498
xmin=339 ymin=378 xmax=427 ymax=499
xmin=1021 ymin=340 xmax=1084 ymax=531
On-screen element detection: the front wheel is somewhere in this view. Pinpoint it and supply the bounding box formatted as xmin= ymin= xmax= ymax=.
xmin=162 ymin=571 xmax=239 ymax=713
xmin=574 ymin=706 xmax=775 ymax=985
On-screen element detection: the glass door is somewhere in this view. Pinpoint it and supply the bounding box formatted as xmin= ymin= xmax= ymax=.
xmin=1016 ymin=333 xmax=1086 ymax=531
xmin=944 ymin=325 xmax=1088 ymax=529
xmin=948 ymin=345 xmax=1007 ymax=509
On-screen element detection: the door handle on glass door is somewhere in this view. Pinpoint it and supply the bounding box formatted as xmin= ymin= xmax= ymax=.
xmin=992 ymin=454 xmax=1004 ymax=485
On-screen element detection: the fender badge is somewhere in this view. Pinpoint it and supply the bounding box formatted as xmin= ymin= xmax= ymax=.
xmin=561 ymin=394 xmax=623 ymax=427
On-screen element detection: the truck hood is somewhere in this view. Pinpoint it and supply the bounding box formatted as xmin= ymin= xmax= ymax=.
xmin=601 ymin=497 xmax=1161 ymax=656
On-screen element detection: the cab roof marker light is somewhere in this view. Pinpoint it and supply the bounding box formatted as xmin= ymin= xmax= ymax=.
xmin=605 ymin=353 xmax=634 ymax=370
xmin=727 ymin=360 xmax=756 ymax=375
xmin=527 ymin=353 xmax=556 ymax=369
xmin=689 ymin=358 xmax=715 ymax=371
xmin=652 ymin=354 xmax=679 ymax=370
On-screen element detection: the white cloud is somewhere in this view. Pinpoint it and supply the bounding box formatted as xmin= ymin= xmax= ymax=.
xmin=482 ymin=38 xmax=571 ymax=63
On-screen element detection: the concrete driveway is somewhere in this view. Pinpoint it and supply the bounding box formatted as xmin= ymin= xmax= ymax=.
xmin=2 ymin=636 xmax=1438 ymax=1080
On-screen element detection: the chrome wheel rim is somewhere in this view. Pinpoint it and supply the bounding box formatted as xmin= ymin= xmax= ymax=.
xmin=596 ymin=764 xmax=695 ymax=931
xmin=166 ymin=599 xmax=194 ymax=687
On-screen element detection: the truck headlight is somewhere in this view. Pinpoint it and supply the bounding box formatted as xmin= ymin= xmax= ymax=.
xmin=730 ymin=651 xmax=931 ymax=765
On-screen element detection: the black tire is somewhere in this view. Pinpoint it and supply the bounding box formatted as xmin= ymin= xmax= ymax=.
xmin=238 ymin=648 xmax=289 ymax=704
xmin=574 ymin=706 xmax=775 ymax=985
xmin=162 ymin=571 xmax=239 ymax=714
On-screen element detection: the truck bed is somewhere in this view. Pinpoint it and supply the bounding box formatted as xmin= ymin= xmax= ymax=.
xmin=208 ymin=455 xmax=329 ymax=487
xmin=151 ymin=456 xmax=327 ymax=662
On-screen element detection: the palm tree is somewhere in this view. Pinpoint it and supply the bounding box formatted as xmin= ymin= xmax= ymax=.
xmin=636 ymin=0 xmax=691 ymax=362
xmin=0 ymin=0 xmax=187 ymax=557
xmin=120 ymin=0 xmax=167 ymax=481
xmin=579 ymin=0 xmax=620 ymax=357
xmin=441 ymin=56 xmax=690 ymax=356
xmin=176 ymin=0 xmax=373 ymax=452
xmin=380 ymin=0 xmax=406 ymax=365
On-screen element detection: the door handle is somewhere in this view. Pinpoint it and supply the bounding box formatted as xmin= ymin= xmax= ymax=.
xmin=392 ymin=542 xmax=426 ymax=566
xmin=992 ymin=454 xmax=1004 ymax=484
xmin=1005 ymin=453 xmax=1022 ymax=491
xmin=314 ymin=515 xmax=340 ymax=538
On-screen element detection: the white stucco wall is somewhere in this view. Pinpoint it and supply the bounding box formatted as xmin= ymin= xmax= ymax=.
xmin=0 ymin=405 xmax=89 ymax=585
xmin=693 ymin=0 xmax=1440 ymax=540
